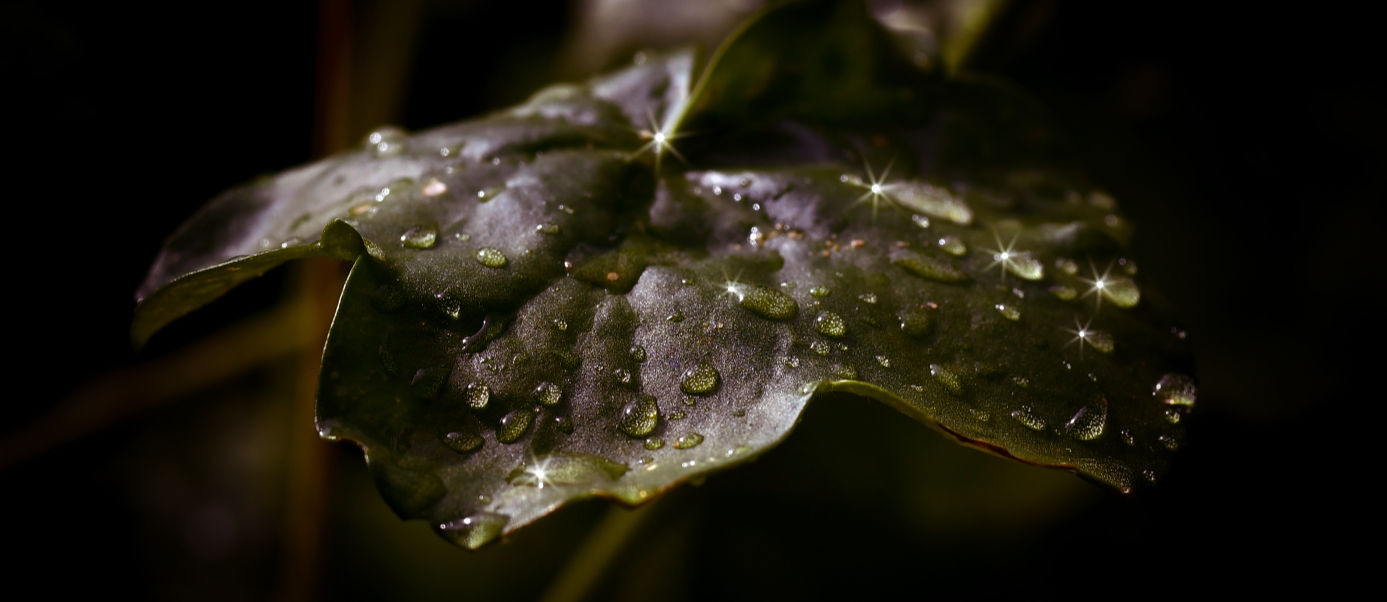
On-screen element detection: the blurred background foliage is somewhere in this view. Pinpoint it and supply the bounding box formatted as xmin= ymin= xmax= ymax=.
xmin=2 ymin=0 xmax=1377 ymax=599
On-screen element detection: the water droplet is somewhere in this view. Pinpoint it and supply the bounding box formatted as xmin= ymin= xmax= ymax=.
xmin=930 ymin=364 xmax=962 ymax=394
xmin=894 ymin=252 xmax=968 ymax=282
xmin=899 ymin=309 xmax=933 ymax=338
xmin=830 ymin=364 xmax=858 ymax=380
xmin=441 ymin=430 xmax=484 ymax=453
xmin=1154 ymin=373 xmax=1197 ymax=408
xmin=555 ymin=416 xmax=574 ymax=434
xmin=911 ymin=214 xmax=931 ymax=229
xmin=809 ymin=286 xmax=831 ymax=297
xmin=364 ymin=126 xmax=407 ymax=157
xmin=1164 ymin=409 xmax=1182 ymax=424
xmin=536 ymin=223 xmax=560 ymax=235
xmin=534 ymin=382 xmax=562 ymax=406
xmin=1119 ymin=429 xmax=1136 ymax=446
xmin=1056 ymin=257 xmax=1079 ymax=275
xmin=552 ymin=318 xmax=568 ymax=331
xmin=1049 ymin=285 xmax=1077 ymax=300
xmin=738 ymin=286 xmax=798 ymax=320
xmin=497 ymin=409 xmax=535 ymax=443
xmin=875 ymin=355 xmax=891 ymax=368
xmin=1141 ymin=469 xmax=1158 ymax=483
xmin=619 ymin=395 xmax=661 ymax=437
xmin=421 ymin=178 xmax=447 ymax=196
xmin=1010 ymin=406 xmax=1046 ymax=431
xmin=644 ymin=437 xmax=665 ymax=450
xmin=401 ymin=226 xmax=437 ymax=249
xmin=1085 ymin=329 xmax=1114 ymax=354
xmin=475 ymin=247 xmax=508 ymax=268
xmin=666 ymin=310 xmax=684 ymax=322
xmin=437 ymin=512 xmax=509 ymax=549
xmin=612 ymin=367 xmax=633 ymax=386
xmin=892 ymin=181 xmax=973 ymax=225
xmin=674 ymin=433 xmax=704 ymax=449
xmin=669 ymin=410 xmax=685 ymax=420
xmin=712 ymin=186 xmax=723 ymax=196
xmin=814 ymin=311 xmax=846 ymax=337
xmin=1158 ymin=434 xmax=1180 ymax=451
xmin=994 ymin=304 xmax=1021 ymax=321
xmin=936 ymin=236 xmax=967 ymax=256
xmin=1100 ymin=276 xmax=1141 ymax=308
xmin=1065 ymin=399 xmax=1108 ymax=441
xmin=859 ymin=294 xmax=880 ymax=305
xmin=1004 ymin=254 xmax=1045 ymax=281
xmin=810 ymin=340 xmax=831 ymax=356
xmin=680 ymin=363 xmax=720 ymax=395
xmin=630 ymin=345 xmax=647 ymax=362
xmin=466 ymin=383 xmax=491 ymax=410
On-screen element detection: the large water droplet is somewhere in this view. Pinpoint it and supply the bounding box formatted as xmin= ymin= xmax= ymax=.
xmin=899 ymin=309 xmax=933 ymax=338
xmin=1065 ymin=399 xmax=1108 ymax=441
xmin=497 ymin=409 xmax=534 ymax=443
xmin=1085 ymin=329 xmax=1114 ymax=354
xmin=364 ymin=126 xmax=407 ymax=157
xmin=533 ymin=382 xmax=562 ymax=407
xmin=401 ymin=226 xmax=438 ymax=249
xmin=680 ymin=363 xmax=720 ymax=395
xmin=466 ymin=382 xmax=491 ymax=410
xmin=674 ymin=433 xmax=704 ymax=449
xmin=892 ymin=181 xmax=974 ymax=225
xmin=438 ymin=512 xmax=508 ymax=550
xmin=507 ymin=453 xmax=628 ymax=488
xmin=930 ymin=364 xmax=962 ymax=394
xmin=1100 ymin=276 xmax=1141 ymax=308
xmin=475 ymin=247 xmax=508 ymax=268
xmin=894 ymin=252 xmax=968 ymax=283
xmin=441 ymin=430 xmax=484 ymax=453
xmin=815 ymin=311 xmax=846 ymax=337
xmin=1010 ymin=406 xmax=1047 ymax=431
xmin=809 ymin=286 xmax=831 ymax=297
xmin=619 ymin=395 xmax=661 ymax=437
xmin=1004 ymin=254 xmax=1045 ymax=281
xmin=936 ymin=236 xmax=967 ymax=256
xmin=1154 ymin=373 xmax=1197 ymax=408
xmin=738 ymin=286 xmax=798 ymax=320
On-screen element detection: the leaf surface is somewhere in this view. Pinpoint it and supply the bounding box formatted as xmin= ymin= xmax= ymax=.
xmin=135 ymin=0 xmax=1195 ymax=549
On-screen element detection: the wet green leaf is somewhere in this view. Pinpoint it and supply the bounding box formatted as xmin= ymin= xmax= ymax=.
xmin=135 ymin=0 xmax=1193 ymax=549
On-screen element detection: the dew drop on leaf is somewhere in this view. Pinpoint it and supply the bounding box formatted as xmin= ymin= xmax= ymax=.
xmin=814 ymin=311 xmax=846 ymax=337
xmin=533 ymin=382 xmax=563 ymax=407
xmin=1065 ymin=399 xmax=1108 ymax=441
xmin=680 ymin=363 xmax=720 ymax=395
xmin=437 ymin=512 xmax=508 ymax=550
xmin=738 ymin=286 xmax=799 ymax=320
xmin=619 ymin=395 xmax=661 ymax=437
xmin=673 ymin=433 xmax=704 ymax=449
xmin=466 ymin=382 xmax=491 ymax=410
xmin=401 ymin=226 xmax=438 ymax=249
xmin=475 ymin=247 xmax=508 ymax=268
xmin=364 ymin=126 xmax=407 ymax=157
xmin=1154 ymin=373 xmax=1197 ymax=408
xmin=497 ymin=409 xmax=534 ymax=443
xmin=441 ymin=430 xmax=484 ymax=453
xmin=1010 ymin=405 xmax=1047 ymax=431
xmin=936 ymin=236 xmax=967 ymax=256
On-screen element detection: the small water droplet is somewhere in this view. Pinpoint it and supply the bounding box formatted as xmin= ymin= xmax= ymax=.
xmin=785 ymin=356 xmax=800 ymax=368
xmin=669 ymin=410 xmax=685 ymax=420
xmin=401 ymin=226 xmax=438 ymax=249
xmin=630 ymin=345 xmax=647 ymax=362
xmin=674 ymin=433 xmax=704 ymax=449
xmin=555 ymin=416 xmax=574 ymax=434
xmin=911 ymin=214 xmax=930 ymax=229
xmin=438 ymin=512 xmax=509 ymax=549
xmin=809 ymin=286 xmax=831 ymax=297
xmin=936 ymin=236 xmax=967 ymax=256
xmin=858 ymin=293 xmax=878 ymax=304
xmin=441 ymin=430 xmax=484 ymax=453
xmin=612 ymin=367 xmax=633 ymax=386
xmin=815 ymin=311 xmax=846 ymax=337
xmin=894 ymin=252 xmax=968 ymax=282
xmin=1004 ymin=254 xmax=1045 ymax=281
xmin=1158 ymin=434 xmax=1180 ymax=451
xmin=421 ymin=178 xmax=448 ymax=197
xmin=738 ymin=286 xmax=798 ymax=320
xmin=1010 ymin=406 xmax=1047 ymax=431
xmin=875 ymin=355 xmax=891 ymax=368
xmin=1049 ymin=285 xmax=1077 ymax=300
xmin=1154 ymin=373 xmax=1197 ymax=408
xmin=364 ymin=126 xmax=407 ymax=157
xmin=1119 ymin=429 xmax=1136 ymax=446
xmin=497 ymin=409 xmax=535 ymax=443
xmin=830 ymin=364 xmax=858 ymax=380
xmin=1056 ymin=257 xmax=1079 ymax=275
xmin=644 ymin=437 xmax=665 ymax=450
xmin=475 ymin=247 xmax=508 ymax=268
xmin=712 ymin=185 xmax=723 ymax=196
xmin=1065 ymin=399 xmax=1108 ymax=441
xmin=1164 ymin=409 xmax=1182 ymax=424
xmin=994 ymin=303 xmax=1021 ymax=321
xmin=893 ymin=182 xmax=973 ymax=225
xmin=1084 ymin=329 xmax=1115 ymax=354
xmin=680 ymin=363 xmax=720 ymax=395
xmin=968 ymin=408 xmax=991 ymax=422
xmin=1141 ymin=469 xmax=1158 ymax=483
xmin=619 ymin=395 xmax=661 ymax=437
xmin=466 ymin=383 xmax=491 ymax=410
xmin=536 ymin=223 xmax=560 ymax=235
xmin=930 ymin=364 xmax=962 ymax=394
xmin=534 ymin=382 xmax=562 ymax=406
xmin=810 ymin=340 xmax=831 ymax=356
xmin=552 ymin=318 xmax=568 ymax=331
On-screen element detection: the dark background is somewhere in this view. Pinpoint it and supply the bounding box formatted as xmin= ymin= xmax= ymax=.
xmin=3 ymin=0 xmax=1375 ymax=598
